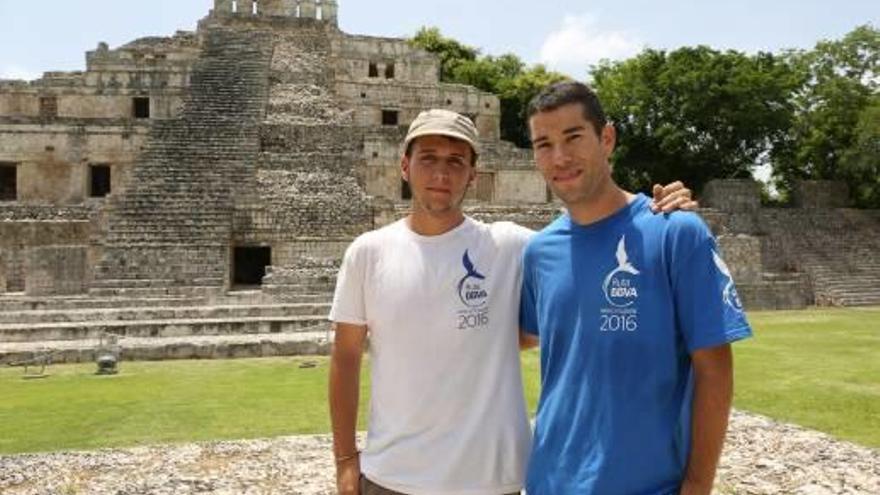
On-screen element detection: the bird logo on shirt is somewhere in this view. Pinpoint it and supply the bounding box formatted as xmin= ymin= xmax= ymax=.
xmin=458 ymin=250 xmax=488 ymax=307
xmin=603 ymin=235 xmax=641 ymax=308
xmin=713 ymin=250 xmax=743 ymax=311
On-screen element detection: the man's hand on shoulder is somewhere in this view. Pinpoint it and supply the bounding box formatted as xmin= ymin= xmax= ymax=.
xmin=519 ymin=330 xmax=539 ymax=350
xmin=651 ymin=181 xmax=699 ymax=213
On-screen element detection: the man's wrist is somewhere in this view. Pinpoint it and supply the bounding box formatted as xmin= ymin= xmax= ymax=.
xmin=680 ymin=477 xmax=713 ymax=495
xmin=335 ymin=450 xmax=360 ymax=464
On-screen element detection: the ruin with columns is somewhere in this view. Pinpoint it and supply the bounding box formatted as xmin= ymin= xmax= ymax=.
xmin=0 ymin=1 xmax=877 ymax=363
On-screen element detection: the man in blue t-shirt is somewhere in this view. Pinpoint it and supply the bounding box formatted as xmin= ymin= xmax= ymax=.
xmin=519 ymin=81 xmax=753 ymax=495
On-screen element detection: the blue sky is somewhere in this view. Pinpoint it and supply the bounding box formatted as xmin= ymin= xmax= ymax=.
xmin=1 ymin=0 xmax=876 ymax=80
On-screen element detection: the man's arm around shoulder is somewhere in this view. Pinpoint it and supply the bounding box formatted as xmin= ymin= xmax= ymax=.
xmin=329 ymin=322 xmax=368 ymax=495
xmin=681 ymin=343 xmax=733 ymax=495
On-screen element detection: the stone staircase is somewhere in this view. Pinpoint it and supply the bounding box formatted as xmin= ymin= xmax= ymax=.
xmin=0 ymin=296 xmax=332 ymax=365
xmin=759 ymin=208 xmax=880 ymax=307
xmin=93 ymin=26 xmax=276 ymax=291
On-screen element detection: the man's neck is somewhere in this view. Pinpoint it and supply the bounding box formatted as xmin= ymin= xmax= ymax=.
xmin=567 ymin=184 xmax=635 ymax=226
xmin=407 ymin=209 xmax=467 ymax=236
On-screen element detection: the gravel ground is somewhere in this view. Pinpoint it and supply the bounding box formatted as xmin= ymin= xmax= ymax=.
xmin=1 ymin=410 xmax=876 ymax=494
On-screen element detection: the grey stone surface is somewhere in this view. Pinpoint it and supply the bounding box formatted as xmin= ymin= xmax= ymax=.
xmin=25 ymin=246 xmax=88 ymax=296
xmin=0 ymin=411 xmax=876 ymax=495
xmin=794 ymin=181 xmax=851 ymax=209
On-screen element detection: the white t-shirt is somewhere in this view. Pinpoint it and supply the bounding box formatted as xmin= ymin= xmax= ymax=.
xmin=330 ymin=217 xmax=534 ymax=495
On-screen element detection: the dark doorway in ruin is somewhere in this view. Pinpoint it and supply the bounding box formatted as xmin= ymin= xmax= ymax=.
xmin=385 ymin=63 xmax=395 ymax=79
xmin=382 ymin=110 xmax=399 ymax=126
xmin=233 ymin=246 xmax=271 ymax=287
xmin=133 ymin=97 xmax=150 ymax=119
xmin=90 ymin=164 xmax=112 ymax=198
xmin=401 ymin=179 xmax=412 ymax=200
xmin=0 ymin=164 xmax=16 ymax=201
xmin=368 ymin=62 xmax=379 ymax=78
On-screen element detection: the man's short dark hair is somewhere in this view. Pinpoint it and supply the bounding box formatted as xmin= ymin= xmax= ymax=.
xmin=404 ymin=136 xmax=478 ymax=166
xmin=527 ymin=81 xmax=608 ymax=136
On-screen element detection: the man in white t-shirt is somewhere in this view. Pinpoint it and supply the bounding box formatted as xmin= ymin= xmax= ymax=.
xmin=328 ymin=109 xmax=695 ymax=495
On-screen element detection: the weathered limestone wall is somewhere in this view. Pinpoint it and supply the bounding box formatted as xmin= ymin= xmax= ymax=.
xmin=0 ymin=123 xmax=146 ymax=204
xmin=25 ymin=246 xmax=89 ymax=295
xmin=0 ymin=90 xmax=184 ymax=120
xmin=0 ymin=249 xmax=5 ymax=292
xmin=335 ymin=82 xmax=500 ymax=139
xmin=495 ymin=170 xmax=547 ymax=204
xmin=0 ymin=219 xmax=90 ymax=292
xmin=793 ymin=180 xmax=851 ymax=208
xmin=702 ymin=179 xmax=761 ymax=233
xmin=275 ymin=240 xmax=351 ymax=263
xmin=1 ymin=32 xmax=197 ymax=121
xmin=333 ymin=36 xmax=440 ymax=84
xmin=717 ymin=234 xmax=762 ymax=283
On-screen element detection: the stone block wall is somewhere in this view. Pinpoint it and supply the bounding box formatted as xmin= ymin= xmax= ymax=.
xmin=0 ymin=249 xmax=5 ymax=292
xmin=717 ymin=234 xmax=762 ymax=283
xmin=332 ymin=35 xmax=441 ymax=85
xmin=25 ymin=246 xmax=88 ymax=296
xmin=702 ymin=179 xmax=761 ymax=212
xmin=0 ymin=216 xmax=92 ymax=293
xmin=0 ymin=123 xmax=146 ymax=205
xmin=792 ymin=180 xmax=850 ymax=208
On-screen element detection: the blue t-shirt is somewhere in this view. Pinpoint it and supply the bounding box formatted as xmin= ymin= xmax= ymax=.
xmin=520 ymin=193 xmax=752 ymax=495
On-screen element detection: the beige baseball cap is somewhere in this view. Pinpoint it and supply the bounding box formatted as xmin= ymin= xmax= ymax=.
xmin=404 ymin=109 xmax=480 ymax=154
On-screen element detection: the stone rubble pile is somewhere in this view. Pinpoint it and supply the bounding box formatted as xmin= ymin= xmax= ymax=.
xmin=0 ymin=410 xmax=876 ymax=494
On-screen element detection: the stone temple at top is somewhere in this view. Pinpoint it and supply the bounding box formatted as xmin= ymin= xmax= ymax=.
xmin=0 ymin=0 xmax=878 ymax=338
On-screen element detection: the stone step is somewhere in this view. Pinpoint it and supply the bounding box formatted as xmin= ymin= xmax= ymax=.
xmin=0 ymin=330 xmax=330 ymax=365
xmin=91 ymin=277 xmax=227 ymax=289
xmin=834 ymin=297 xmax=880 ymax=306
xmin=0 ymin=296 xmax=206 ymax=312
xmin=821 ymin=288 xmax=880 ymax=298
xmin=759 ymin=272 xmax=805 ymax=282
xmin=0 ymin=303 xmax=331 ymax=325
xmin=88 ymin=286 xmax=225 ymax=298
xmin=88 ymin=279 xmax=177 ymax=289
xmin=0 ymin=315 xmax=328 ymax=343
xmin=811 ymin=278 xmax=880 ymax=289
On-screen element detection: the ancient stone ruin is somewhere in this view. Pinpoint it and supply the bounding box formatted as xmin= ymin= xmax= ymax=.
xmin=0 ymin=1 xmax=877 ymax=363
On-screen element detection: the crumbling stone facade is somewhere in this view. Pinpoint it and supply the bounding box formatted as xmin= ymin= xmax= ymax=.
xmin=0 ymin=3 xmax=877 ymax=312
xmin=0 ymin=2 xmax=544 ymax=296
xmin=702 ymin=180 xmax=880 ymax=309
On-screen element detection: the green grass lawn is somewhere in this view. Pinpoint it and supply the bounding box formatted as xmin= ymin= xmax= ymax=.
xmin=732 ymin=306 xmax=879 ymax=448
xmin=0 ymin=307 xmax=876 ymax=454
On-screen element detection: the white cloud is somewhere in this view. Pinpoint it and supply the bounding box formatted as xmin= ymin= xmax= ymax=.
xmin=540 ymin=14 xmax=643 ymax=76
xmin=0 ymin=66 xmax=41 ymax=81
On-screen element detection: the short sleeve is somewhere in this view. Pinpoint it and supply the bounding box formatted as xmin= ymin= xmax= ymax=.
xmin=328 ymin=238 xmax=368 ymax=325
xmin=519 ymin=245 xmax=540 ymax=336
xmin=671 ymin=222 xmax=752 ymax=353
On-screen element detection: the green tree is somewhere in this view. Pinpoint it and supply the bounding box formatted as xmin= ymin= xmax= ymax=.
xmin=774 ymin=25 xmax=880 ymax=205
xmin=409 ymin=27 xmax=567 ymax=146
xmin=840 ymin=95 xmax=880 ymax=208
xmin=410 ymin=27 xmax=478 ymax=82
xmin=496 ymin=66 xmax=568 ymax=147
xmin=592 ymin=47 xmax=800 ymax=194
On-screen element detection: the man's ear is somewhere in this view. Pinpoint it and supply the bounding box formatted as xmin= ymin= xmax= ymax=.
xmin=401 ymin=155 xmax=410 ymax=182
xmin=601 ymin=124 xmax=617 ymax=156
